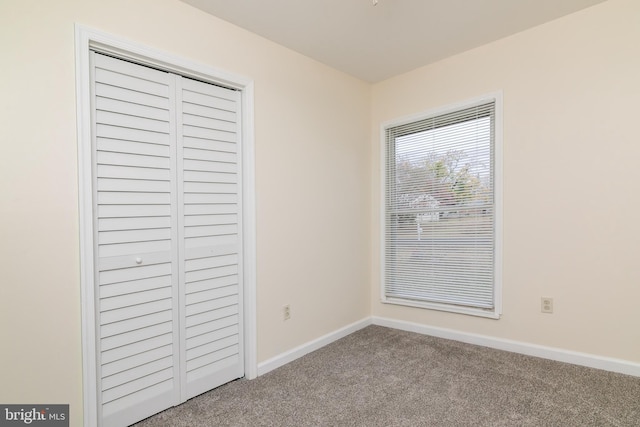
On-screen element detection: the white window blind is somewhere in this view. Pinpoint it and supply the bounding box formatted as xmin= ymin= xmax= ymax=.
xmin=383 ymin=97 xmax=500 ymax=316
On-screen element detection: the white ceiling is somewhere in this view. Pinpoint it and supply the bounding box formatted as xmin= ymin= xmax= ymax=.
xmin=181 ymin=0 xmax=605 ymax=83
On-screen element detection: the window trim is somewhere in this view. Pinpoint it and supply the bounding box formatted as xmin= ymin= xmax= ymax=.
xmin=379 ymin=92 xmax=503 ymax=319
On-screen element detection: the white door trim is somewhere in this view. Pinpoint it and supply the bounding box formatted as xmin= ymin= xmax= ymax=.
xmin=75 ymin=24 xmax=257 ymax=427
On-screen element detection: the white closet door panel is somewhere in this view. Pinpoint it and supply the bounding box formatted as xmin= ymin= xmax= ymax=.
xmin=182 ymin=136 xmax=236 ymax=153
xmin=91 ymin=53 xmax=244 ymax=425
xmin=93 ymin=51 xmax=181 ymax=427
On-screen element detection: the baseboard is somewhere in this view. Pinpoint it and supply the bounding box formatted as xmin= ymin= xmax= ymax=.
xmin=256 ymin=316 xmax=640 ymax=378
xmin=372 ymin=316 xmax=640 ymax=377
xmin=257 ymin=317 xmax=372 ymax=376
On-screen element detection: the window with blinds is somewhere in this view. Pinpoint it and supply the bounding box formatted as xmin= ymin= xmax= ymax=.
xmin=382 ymin=95 xmax=502 ymax=318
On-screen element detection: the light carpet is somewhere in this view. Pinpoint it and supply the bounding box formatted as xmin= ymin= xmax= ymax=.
xmin=135 ymin=325 xmax=640 ymax=426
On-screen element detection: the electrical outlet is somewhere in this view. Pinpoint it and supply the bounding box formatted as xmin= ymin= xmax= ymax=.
xmin=541 ymin=297 xmax=553 ymax=314
xmin=283 ymin=304 xmax=291 ymax=321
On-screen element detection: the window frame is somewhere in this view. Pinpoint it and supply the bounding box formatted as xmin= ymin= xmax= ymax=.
xmin=379 ymin=92 xmax=503 ymax=319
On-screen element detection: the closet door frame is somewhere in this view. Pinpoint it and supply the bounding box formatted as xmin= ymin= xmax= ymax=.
xmin=75 ymin=25 xmax=257 ymax=427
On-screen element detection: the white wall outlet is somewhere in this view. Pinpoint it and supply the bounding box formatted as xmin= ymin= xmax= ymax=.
xmin=283 ymin=304 xmax=291 ymax=321
xmin=541 ymin=297 xmax=553 ymax=314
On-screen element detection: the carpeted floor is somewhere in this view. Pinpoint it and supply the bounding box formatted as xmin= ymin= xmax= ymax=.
xmin=134 ymin=325 xmax=640 ymax=426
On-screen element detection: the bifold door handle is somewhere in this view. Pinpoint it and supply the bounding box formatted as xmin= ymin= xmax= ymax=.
xmin=135 ymin=257 xmax=143 ymax=265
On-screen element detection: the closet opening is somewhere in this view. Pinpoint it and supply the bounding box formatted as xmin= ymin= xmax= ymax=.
xmin=76 ymin=25 xmax=256 ymax=427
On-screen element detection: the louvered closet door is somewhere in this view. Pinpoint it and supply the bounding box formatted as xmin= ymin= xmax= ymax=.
xmin=91 ymin=52 xmax=244 ymax=427
xmin=92 ymin=52 xmax=181 ymax=427
xmin=177 ymin=77 xmax=243 ymax=399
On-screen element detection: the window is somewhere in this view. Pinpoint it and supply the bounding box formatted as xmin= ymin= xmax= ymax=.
xmin=381 ymin=94 xmax=502 ymax=318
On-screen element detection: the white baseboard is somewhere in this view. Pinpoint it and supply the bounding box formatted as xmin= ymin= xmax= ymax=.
xmin=257 ymin=317 xmax=372 ymax=376
xmin=255 ymin=316 xmax=639 ymax=378
xmin=372 ymin=316 xmax=640 ymax=377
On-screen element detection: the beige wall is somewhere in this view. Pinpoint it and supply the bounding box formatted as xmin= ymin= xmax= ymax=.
xmin=2 ymin=0 xmax=639 ymax=425
xmin=0 ymin=0 xmax=371 ymax=425
xmin=371 ymin=0 xmax=640 ymax=363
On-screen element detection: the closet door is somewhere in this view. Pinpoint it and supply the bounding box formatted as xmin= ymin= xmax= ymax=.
xmin=177 ymin=77 xmax=244 ymax=399
xmin=91 ymin=52 xmax=181 ymax=427
xmin=91 ymin=52 xmax=244 ymax=426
